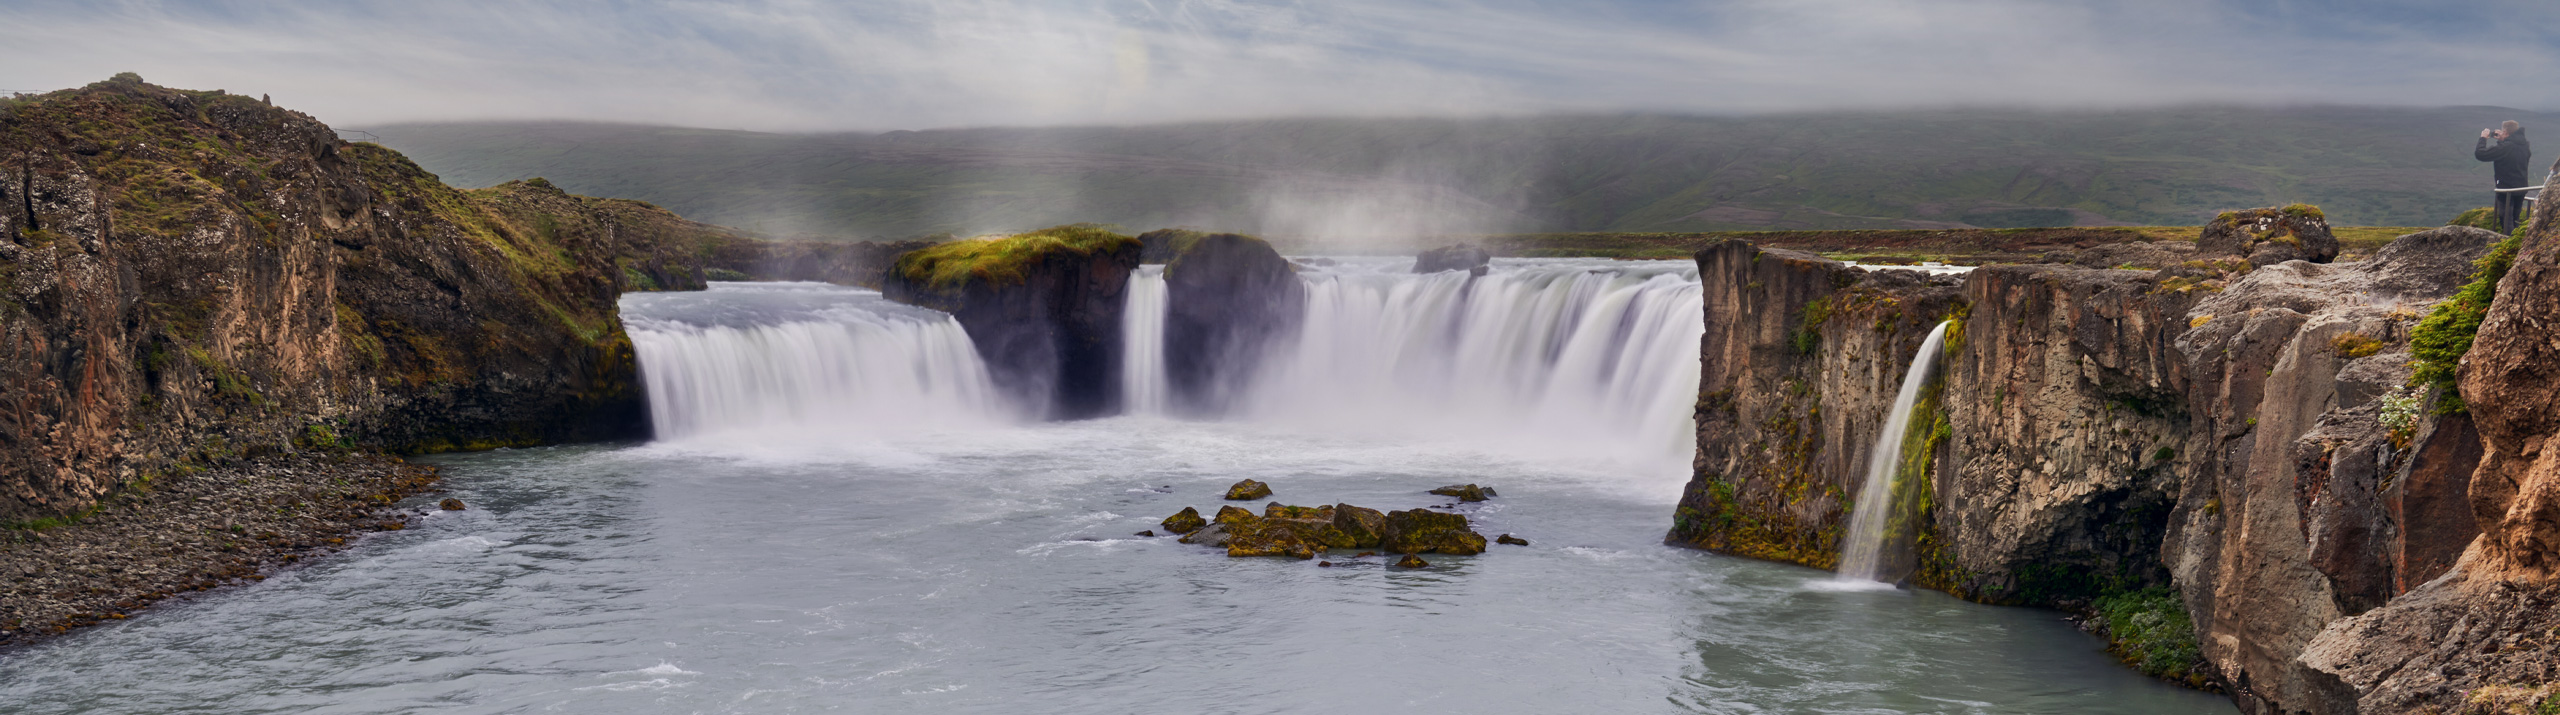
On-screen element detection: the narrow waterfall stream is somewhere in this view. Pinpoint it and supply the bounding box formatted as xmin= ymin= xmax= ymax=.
xmin=1120 ymin=266 xmax=1171 ymax=416
xmin=1837 ymin=321 xmax=1953 ymax=583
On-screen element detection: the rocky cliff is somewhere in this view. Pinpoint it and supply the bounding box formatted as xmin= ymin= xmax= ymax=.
xmin=881 ymin=225 xmax=1140 ymax=420
xmin=1671 ymin=215 xmax=2522 ymax=713
xmin=1163 ymin=233 xmax=1302 ymax=415
xmin=2299 ymin=187 xmax=2560 ymax=714
xmin=0 ymin=76 xmax=885 ymax=521
xmin=1668 ymin=240 xmax=1965 ymax=572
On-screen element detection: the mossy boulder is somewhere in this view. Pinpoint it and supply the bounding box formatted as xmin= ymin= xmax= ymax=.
xmin=1330 ymin=504 xmax=1387 ymax=548
xmin=1161 ymin=507 xmax=1207 ymax=535
xmin=1429 ymin=484 xmax=1496 ymax=502
xmin=1225 ymin=517 xmax=1356 ymax=557
xmin=1395 ymin=554 xmax=1431 ymax=568
xmin=2196 ymin=204 xmax=2338 ymax=267
xmin=1264 ymin=502 xmax=1333 ymax=520
xmin=1214 ymin=505 xmax=1259 ymax=525
xmin=1383 ymin=509 xmax=1488 ymax=555
xmin=1224 ymin=479 xmax=1273 ymax=500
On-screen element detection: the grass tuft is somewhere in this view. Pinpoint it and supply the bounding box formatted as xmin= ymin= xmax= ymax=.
xmin=894 ymin=224 xmax=1136 ymax=289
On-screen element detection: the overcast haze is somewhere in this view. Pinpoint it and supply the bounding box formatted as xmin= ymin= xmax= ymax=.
xmin=4 ymin=0 xmax=2556 ymax=131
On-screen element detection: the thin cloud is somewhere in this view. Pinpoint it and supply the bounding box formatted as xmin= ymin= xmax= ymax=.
xmin=1 ymin=0 xmax=2553 ymax=131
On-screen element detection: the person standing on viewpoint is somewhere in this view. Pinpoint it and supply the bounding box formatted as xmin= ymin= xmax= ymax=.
xmin=2476 ymin=120 xmax=2532 ymax=234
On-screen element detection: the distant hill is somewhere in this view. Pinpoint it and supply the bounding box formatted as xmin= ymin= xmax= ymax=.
xmin=362 ymin=107 xmax=2554 ymax=240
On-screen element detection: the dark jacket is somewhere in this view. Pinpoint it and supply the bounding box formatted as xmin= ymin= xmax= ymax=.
xmin=2477 ymin=128 xmax=2532 ymax=188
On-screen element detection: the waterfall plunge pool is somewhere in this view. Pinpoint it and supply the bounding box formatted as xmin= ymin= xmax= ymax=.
xmin=0 ymin=263 xmax=2234 ymax=714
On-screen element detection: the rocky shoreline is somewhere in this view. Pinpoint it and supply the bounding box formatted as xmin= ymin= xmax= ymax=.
xmin=0 ymin=452 xmax=444 ymax=649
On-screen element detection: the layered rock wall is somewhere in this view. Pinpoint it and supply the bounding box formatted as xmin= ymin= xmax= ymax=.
xmin=1672 ymin=221 xmax=2514 ymax=713
xmin=0 ymin=77 xmax=843 ymax=520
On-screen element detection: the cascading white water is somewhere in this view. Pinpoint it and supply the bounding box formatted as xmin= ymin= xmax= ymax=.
xmin=1837 ymin=321 xmax=1952 ymax=583
xmin=1120 ymin=266 xmax=1171 ymax=416
xmin=1224 ymin=258 xmax=1706 ymax=473
xmin=621 ymin=282 xmax=1008 ymax=441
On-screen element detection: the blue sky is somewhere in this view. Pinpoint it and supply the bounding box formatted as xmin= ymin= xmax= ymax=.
xmin=3 ymin=0 xmax=2555 ymax=131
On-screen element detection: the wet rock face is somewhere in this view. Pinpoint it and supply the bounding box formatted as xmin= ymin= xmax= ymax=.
xmin=881 ymin=238 xmax=1139 ymax=421
xmin=2194 ymin=206 xmax=2340 ymax=267
xmin=0 ymin=78 xmax=759 ymax=520
xmin=1162 ymin=233 xmax=1304 ymax=415
xmin=1667 ymin=240 xmax=1965 ymax=574
xmin=1412 ymin=243 xmax=1491 ymax=275
xmin=1940 ymin=264 xmax=2198 ymax=605
xmin=1224 ymin=480 xmax=1273 ymax=501
xmin=1160 ymin=507 xmax=1207 ymax=535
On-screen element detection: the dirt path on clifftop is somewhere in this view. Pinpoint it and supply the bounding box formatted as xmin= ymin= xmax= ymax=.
xmin=0 ymin=454 xmax=444 ymax=648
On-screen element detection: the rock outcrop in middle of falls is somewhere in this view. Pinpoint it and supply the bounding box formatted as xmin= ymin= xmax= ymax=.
xmin=882 ymin=226 xmax=1141 ymax=420
xmin=1412 ymin=243 xmax=1491 ymax=275
xmin=1163 ymin=232 xmax=1304 ymax=415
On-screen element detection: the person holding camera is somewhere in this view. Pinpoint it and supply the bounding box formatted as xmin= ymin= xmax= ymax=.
xmin=2477 ymin=120 xmax=2532 ymax=234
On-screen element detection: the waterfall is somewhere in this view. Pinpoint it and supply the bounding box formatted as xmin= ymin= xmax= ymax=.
xmin=621 ymin=282 xmax=1007 ymax=441
xmin=1232 ymin=259 xmax=1705 ymax=470
xmin=1121 ymin=266 xmax=1171 ymax=416
xmin=1837 ymin=321 xmax=1952 ymax=583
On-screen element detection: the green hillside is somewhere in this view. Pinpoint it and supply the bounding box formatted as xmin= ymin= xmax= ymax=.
xmin=361 ymin=106 xmax=2552 ymax=240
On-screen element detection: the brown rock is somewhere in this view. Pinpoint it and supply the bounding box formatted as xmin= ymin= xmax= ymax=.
xmin=1428 ymin=484 xmax=1494 ymax=502
xmin=2194 ymin=205 xmax=2339 ymax=267
xmin=1382 ymin=509 xmax=1488 ymax=555
xmin=1133 ymin=530 xmax=1156 ymax=537
xmin=1395 ymin=554 xmax=1430 ymax=568
xmin=1160 ymin=507 xmax=1207 ymax=534
xmin=1496 ymin=534 xmax=1529 ymax=546
xmin=1330 ymin=504 xmax=1386 ymax=548
xmin=1214 ymin=505 xmax=1258 ymax=526
xmin=437 ymin=498 xmax=465 ymax=511
xmin=1263 ymin=503 xmax=1333 ymax=520
xmin=1224 ymin=479 xmax=1272 ymax=501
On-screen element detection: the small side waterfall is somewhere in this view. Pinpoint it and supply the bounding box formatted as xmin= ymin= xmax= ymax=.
xmin=622 ymin=282 xmax=1007 ymax=441
xmin=1837 ymin=321 xmax=1952 ymax=583
xmin=1121 ymin=266 xmax=1171 ymax=416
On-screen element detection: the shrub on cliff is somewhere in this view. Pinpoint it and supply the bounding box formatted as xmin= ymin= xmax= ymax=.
xmin=2410 ymin=235 xmax=2522 ymax=413
xmin=894 ymin=224 xmax=1138 ymax=289
xmin=2093 ymin=587 xmax=2208 ymax=688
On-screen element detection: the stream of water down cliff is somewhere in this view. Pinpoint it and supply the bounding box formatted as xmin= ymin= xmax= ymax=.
xmin=0 ymin=259 xmax=2232 ymax=714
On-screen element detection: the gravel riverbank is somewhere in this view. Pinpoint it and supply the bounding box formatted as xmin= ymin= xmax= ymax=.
xmin=1 ymin=453 xmax=444 ymax=648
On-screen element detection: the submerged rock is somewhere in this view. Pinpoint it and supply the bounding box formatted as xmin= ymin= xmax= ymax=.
xmin=437 ymin=499 xmax=466 ymax=511
xmin=1496 ymin=534 xmax=1529 ymax=546
xmin=1177 ymin=523 xmax=1232 ymax=547
xmin=1428 ymin=484 xmax=1495 ymax=502
xmin=1160 ymin=507 xmax=1207 ymax=535
xmin=1395 ymin=554 xmax=1431 ymax=568
xmin=1224 ymin=479 xmax=1273 ymax=501
xmin=1383 ymin=509 xmax=1488 ymax=555
xmin=1133 ymin=530 xmax=1156 ymax=538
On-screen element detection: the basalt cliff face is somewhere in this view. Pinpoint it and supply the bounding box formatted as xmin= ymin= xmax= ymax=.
xmin=880 ymin=228 xmax=1141 ymax=420
xmin=1671 ymin=214 xmax=2535 ymax=713
xmin=0 ymin=77 xmax=882 ymax=521
xmin=1163 ymin=233 xmax=1302 ymax=415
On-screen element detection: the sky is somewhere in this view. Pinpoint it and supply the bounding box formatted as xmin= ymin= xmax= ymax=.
xmin=3 ymin=0 xmax=2557 ymax=132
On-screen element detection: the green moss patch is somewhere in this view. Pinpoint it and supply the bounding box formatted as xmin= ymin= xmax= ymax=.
xmin=2410 ymin=235 xmax=2520 ymax=413
xmin=895 ymin=224 xmax=1136 ymax=289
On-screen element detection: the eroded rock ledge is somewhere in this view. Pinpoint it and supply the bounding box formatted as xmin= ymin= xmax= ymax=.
xmin=1668 ymin=214 xmax=2547 ymax=713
